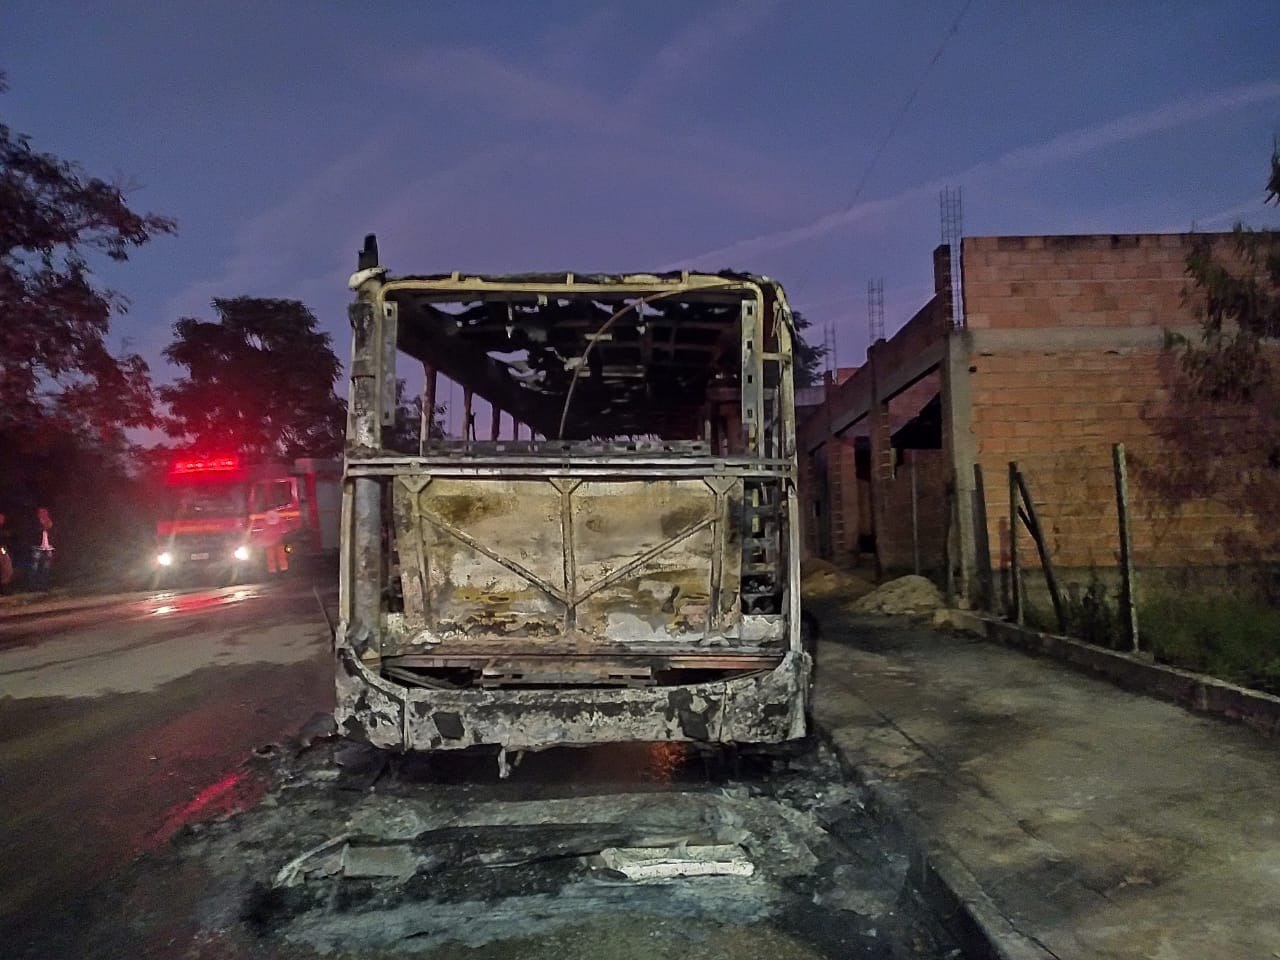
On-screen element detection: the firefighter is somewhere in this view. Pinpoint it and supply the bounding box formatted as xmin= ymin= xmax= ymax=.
xmin=263 ymin=508 xmax=289 ymax=575
xmin=266 ymin=540 xmax=289 ymax=574
xmin=0 ymin=512 xmax=14 ymax=593
xmin=30 ymin=507 xmax=55 ymax=591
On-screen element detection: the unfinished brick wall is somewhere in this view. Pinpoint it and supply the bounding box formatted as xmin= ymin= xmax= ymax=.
xmin=798 ymin=368 xmax=869 ymax=564
xmin=873 ymin=375 xmax=948 ymax=574
xmin=876 ymin=448 xmax=949 ymax=575
xmin=961 ymin=233 xmax=1276 ymax=579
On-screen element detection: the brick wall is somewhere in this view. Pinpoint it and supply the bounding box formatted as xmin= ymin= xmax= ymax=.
xmin=874 ymin=375 xmax=947 ymax=574
xmin=877 ymin=448 xmax=949 ymax=575
xmin=963 ymin=234 xmax=1192 ymax=331
xmin=961 ymin=233 xmax=1275 ymax=578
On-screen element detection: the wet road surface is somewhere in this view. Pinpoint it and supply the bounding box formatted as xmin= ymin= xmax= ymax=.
xmin=0 ymin=584 xmax=965 ymax=959
xmin=0 ymin=578 xmax=335 ymax=944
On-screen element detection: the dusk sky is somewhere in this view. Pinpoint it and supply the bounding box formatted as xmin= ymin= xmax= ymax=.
xmin=4 ymin=1 xmax=1279 ymax=433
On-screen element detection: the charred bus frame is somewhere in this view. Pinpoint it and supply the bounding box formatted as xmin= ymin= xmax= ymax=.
xmin=336 ymin=236 xmax=809 ymax=759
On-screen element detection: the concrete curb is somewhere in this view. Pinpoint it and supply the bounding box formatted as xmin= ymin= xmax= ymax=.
xmin=822 ymin=744 xmax=1054 ymax=960
xmin=943 ymin=609 xmax=1280 ymax=738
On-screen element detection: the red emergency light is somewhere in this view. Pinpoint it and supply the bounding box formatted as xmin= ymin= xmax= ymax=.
xmin=169 ymin=454 xmax=242 ymax=477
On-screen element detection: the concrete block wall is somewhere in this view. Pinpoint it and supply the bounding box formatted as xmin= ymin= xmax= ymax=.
xmin=876 ymin=448 xmax=949 ymax=575
xmin=829 ymin=436 xmax=863 ymax=562
xmin=876 ymin=374 xmax=949 ymax=574
xmin=960 ymin=233 xmax=1274 ymax=579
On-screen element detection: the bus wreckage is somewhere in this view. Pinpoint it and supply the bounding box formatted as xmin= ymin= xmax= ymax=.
xmin=336 ymin=235 xmax=810 ymax=764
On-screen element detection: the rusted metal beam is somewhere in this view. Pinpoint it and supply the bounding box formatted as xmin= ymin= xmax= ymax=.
xmin=420 ymin=363 xmax=437 ymax=453
xmin=396 ymin=318 xmax=565 ymax=438
xmin=346 ymin=298 xmax=385 ymax=655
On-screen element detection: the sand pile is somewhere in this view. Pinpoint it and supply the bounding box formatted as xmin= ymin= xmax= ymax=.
xmin=850 ymin=575 xmax=945 ymax=616
xmin=801 ymin=559 xmax=876 ymax=602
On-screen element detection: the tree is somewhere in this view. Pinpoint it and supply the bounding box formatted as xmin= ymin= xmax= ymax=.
xmin=0 ymin=72 xmax=175 ymax=452
xmin=791 ymin=310 xmax=829 ymax=388
xmin=1176 ymin=146 xmax=1280 ymax=401
xmin=1141 ymin=147 xmax=1280 ymax=571
xmin=383 ymin=379 xmax=447 ymax=453
xmin=159 ymin=297 xmax=346 ymax=459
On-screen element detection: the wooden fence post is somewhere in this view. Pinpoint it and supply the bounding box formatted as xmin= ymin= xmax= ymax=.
xmin=1015 ymin=470 xmax=1066 ymax=634
xmin=972 ymin=463 xmax=993 ymax=611
xmin=1008 ymin=462 xmax=1022 ymax=624
xmin=1113 ymin=443 xmax=1139 ymax=653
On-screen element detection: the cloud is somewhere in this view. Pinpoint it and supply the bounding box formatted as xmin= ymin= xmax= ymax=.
xmin=160 ymin=2 xmax=791 ymax=363
xmin=995 ymin=81 xmax=1280 ymax=169
xmin=1180 ymin=196 xmax=1280 ymax=231
xmin=384 ymin=8 xmax=803 ymax=219
xmin=158 ymin=140 xmax=390 ymax=325
xmin=663 ymin=79 xmax=1280 ymax=269
xmin=623 ymin=1 xmax=779 ymax=108
xmin=393 ymin=47 xmax=611 ymax=126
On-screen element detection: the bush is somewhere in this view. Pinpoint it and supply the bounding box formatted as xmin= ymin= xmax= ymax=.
xmin=1142 ymin=594 xmax=1280 ymax=695
xmin=1024 ymin=570 xmax=1124 ymax=650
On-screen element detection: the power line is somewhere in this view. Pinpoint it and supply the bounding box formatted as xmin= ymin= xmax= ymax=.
xmin=838 ymin=0 xmax=975 ymax=218
xmin=790 ymin=0 xmax=976 ymax=297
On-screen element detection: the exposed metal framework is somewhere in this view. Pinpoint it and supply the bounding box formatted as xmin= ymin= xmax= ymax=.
xmin=867 ymin=277 xmax=885 ymax=346
xmin=334 ymin=237 xmax=810 ymax=758
xmin=940 ymin=187 xmax=965 ymax=328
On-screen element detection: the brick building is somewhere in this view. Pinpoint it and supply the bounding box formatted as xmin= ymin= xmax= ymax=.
xmin=800 ymin=232 xmax=1273 ymax=606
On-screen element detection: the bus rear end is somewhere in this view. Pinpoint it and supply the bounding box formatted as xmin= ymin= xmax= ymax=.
xmin=336 ymin=238 xmax=808 ymax=758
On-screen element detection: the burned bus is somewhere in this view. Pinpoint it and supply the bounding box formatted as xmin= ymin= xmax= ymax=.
xmin=335 ymin=235 xmax=809 ymax=761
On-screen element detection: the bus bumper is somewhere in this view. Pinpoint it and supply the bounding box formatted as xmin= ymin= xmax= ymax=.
xmin=334 ymin=648 xmax=812 ymax=752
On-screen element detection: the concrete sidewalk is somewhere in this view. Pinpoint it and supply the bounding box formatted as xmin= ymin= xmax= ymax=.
xmin=811 ymin=604 xmax=1280 ymax=960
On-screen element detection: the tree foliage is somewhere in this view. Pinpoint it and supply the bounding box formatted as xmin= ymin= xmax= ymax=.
xmin=383 ymin=379 xmax=447 ymax=453
xmin=0 ymin=73 xmax=175 ymax=452
xmin=1141 ymin=147 xmax=1280 ymax=570
xmin=1177 ymin=147 xmax=1280 ymax=403
xmin=159 ymin=297 xmax=346 ymax=459
xmin=790 ymin=310 xmax=829 ymax=388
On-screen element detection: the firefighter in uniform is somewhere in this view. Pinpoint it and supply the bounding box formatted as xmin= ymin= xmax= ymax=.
xmin=263 ymin=508 xmax=290 ymax=574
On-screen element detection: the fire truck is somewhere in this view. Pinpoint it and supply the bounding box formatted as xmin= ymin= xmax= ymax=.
xmin=153 ymin=454 xmax=341 ymax=582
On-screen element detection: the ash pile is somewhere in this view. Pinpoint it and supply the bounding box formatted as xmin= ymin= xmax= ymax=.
xmin=167 ymin=735 xmax=961 ymax=958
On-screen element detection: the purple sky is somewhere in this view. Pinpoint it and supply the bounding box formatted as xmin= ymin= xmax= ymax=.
xmin=4 ymin=1 xmax=1279 ymax=435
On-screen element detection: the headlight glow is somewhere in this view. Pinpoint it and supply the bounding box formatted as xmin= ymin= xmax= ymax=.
xmin=233 ymin=545 xmax=250 ymax=562
xmin=157 ymin=552 xmax=174 ymax=567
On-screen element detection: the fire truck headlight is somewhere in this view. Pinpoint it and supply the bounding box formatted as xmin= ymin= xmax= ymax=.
xmin=233 ymin=546 xmax=250 ymax=562
xmin=157 ymin=552 xmax=174 ymax=567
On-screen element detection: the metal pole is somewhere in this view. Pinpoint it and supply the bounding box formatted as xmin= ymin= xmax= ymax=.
xmin=347 ymin=299 xmax=384 ymax=649
xmin=910 ymin=454 xmax=920 ymax=575
xmin=1008 ymin=461 xmax=1021 ymax=624
xmin=1113 ymin=443 xmax=1139 ymax=652
xmin=972 ymin=463 xmax=993 ymax=611
xmin=420 ymin=363 xmax=437 ymax=453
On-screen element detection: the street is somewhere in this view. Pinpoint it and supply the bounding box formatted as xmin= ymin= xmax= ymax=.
xmin=0 ymin=579 xmax=335 ymax=951
xmin=0 ymin=582 xmax=961 ymax=959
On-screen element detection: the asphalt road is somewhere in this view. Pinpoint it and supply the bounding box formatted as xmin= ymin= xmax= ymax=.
xmin=0 ymin=578 xmax=335 ymax=945
xmin=0 ymin=583 xmax=964 ymax=959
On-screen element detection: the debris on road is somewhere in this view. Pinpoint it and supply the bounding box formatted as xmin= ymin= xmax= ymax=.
xmin=852 ymin=575 xmax=945 ymax=616
xmin=596 ymin=843 xmax=755 ymax=880
xmin=273 ymin=834 xmax=350 ymax=887
xmin=341 ymin=841 xmax=418 ymax=880
xmin=801 ymin=558 xmax=876 ymax=602
xmin=24 ymin=738 xmax=962 ymax=959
